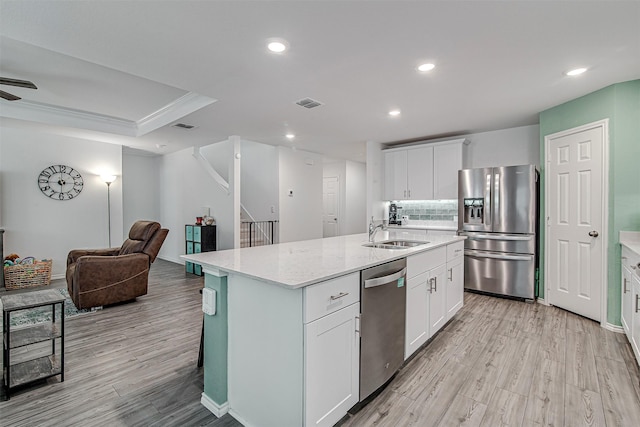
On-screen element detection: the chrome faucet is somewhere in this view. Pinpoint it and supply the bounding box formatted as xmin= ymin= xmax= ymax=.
xmin=368 ymin=217 xmax=386 ymax=242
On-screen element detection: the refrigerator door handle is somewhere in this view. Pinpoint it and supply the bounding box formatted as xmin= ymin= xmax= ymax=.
xmin=466 ymin=234 xmax=533 ymax=241
xmin=464 ymin=249 xmax=533 ymax=261
xmin=485 ymin=173 xmax=492 ymax=226
xmin=493 ymin=173 xmax=500 ymax=228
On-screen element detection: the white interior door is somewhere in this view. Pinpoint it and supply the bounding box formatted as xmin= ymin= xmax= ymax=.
xmin=546 ymin=121 xmax=607 ymax=322
xmin=323 ymin=176 xmax=339 ymax=237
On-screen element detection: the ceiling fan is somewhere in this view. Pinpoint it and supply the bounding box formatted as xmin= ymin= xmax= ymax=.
xmin=0 ymin=77 xmax=38 ymax=101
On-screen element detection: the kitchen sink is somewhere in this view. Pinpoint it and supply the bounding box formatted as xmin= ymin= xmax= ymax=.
xmin=362 ymin=240 xmax=429 ymax=250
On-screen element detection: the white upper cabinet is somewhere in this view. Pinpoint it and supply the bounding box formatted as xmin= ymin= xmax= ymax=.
xmin=384 ymin=139 xmax=466 ymax=201
xmin=407 ymin=147 xmax=434 ymax=200
xmin=433 ymin=142 xmax=463 ymax=199
xmin=384 ymin=149 xmax=410 ymax=200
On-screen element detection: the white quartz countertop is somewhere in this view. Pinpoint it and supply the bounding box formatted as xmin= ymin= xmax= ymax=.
xmin=620 ymin=231 xmax=640 ymax=256
xmin=182 ymin=231 xmax=465 ymax=289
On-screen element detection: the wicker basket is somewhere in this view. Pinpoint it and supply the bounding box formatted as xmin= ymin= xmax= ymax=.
xmin=4 ymin=260 xmax=52 ymax=290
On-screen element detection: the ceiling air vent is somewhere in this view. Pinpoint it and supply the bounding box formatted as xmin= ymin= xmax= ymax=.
xmin=172 ymin=123 xmax=197 ymax=130
xmin=295 ymin=97 xmax=323 ymax=109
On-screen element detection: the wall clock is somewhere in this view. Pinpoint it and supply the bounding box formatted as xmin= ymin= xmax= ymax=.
xmin=37 ymin=164 xmax=84 ymax=200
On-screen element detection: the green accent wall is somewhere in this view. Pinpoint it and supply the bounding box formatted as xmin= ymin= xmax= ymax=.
xmin=539 ymin=79 xmax=640 ymax=326
xmin=203 ymin=273 xmax=228 ymax=405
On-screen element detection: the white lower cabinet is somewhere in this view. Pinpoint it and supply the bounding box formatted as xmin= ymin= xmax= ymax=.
xmin=405 ymin=271 xmax=430 ymax=357
xmin=304 ymin=302 xmax=360 ymax=427
xmin=405 ymin=246 xmax=446 ymax=359
xmin=428 ymin=264 xmax=447 ymax=334
xmin=622 ymin=263 xmax=633 ymax=335
xmin=446 ymin=243 xmax=464 ymax=321
xmin=405 ymin=242 xmax=465 ymax=360
xmin=228 ymin=272 xmax=360 ymax=427
xmin=621 ymin=245 xmax=640 ymax=366
xmin=632 ymin=274 xmax=640 ymax=363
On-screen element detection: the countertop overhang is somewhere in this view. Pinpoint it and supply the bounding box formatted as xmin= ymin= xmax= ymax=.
xmin=620 ymin=231 xmax=640 ymax=256
xmin=182 ymin=231 xmax=465 ymax=289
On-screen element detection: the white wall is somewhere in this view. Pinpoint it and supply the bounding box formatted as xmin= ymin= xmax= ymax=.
xmin=323 ymin=160 xmax=366 ymax=236
xmin=0 ymin=126 xmax=122 ymax=278
xmin=158 ymin=142 xmax=236 ymax=261
xmin=366 ymin=140 xmax=386 ymax=226
xmin=278 ymin=147 xmax=323 ymax=243
xmin=241 ymin=140 xmax=278 ymax=221
xmin=344 ymin=160 xmax=366 ymax=235
xmin=463 ymin=124 xmax=540 ymax=168
xmin=122 ymin=151 xmax=160 ymax=238
xmin=323 ymin=161 xmax=346 ymax=235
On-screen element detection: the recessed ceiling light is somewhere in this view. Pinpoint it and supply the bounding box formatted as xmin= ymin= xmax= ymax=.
xmin=286 ymin=133 xmax=295 ymax=140
xmin=267 ymin=39 xmax=289 ymax=53
xmin=417 ymin=63 xmax=435 ymax=72
xmin=566 ymin=67 xmax=587 ymax=76
xmin=389 ymin=110 xmax=401 ymax=117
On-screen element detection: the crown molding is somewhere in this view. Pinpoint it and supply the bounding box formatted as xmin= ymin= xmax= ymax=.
xmin=0 ymin=92 xmax=216 ymax=137
xmin=136 ymin=92 xmax=216 ymax=136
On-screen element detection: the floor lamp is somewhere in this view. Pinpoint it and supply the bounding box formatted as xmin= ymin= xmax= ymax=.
xmin=101 ymin=175 xmax=117 ymax=247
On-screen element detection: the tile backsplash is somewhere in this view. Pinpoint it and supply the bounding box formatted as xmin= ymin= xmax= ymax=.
xmin=393 ymin=200 xmax=458 ymax=221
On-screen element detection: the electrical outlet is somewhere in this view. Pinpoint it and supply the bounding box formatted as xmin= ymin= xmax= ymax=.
xmin=270 ymin=206 xmax=275 ymax=213
xmin=202 ymin=288 xmax=216 ymax=316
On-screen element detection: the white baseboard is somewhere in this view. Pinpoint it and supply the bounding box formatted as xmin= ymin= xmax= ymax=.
xmin=604 ymin=323 xmax=625 ymax=334
xmin=201 ymin=392 xmax=229 ymax=417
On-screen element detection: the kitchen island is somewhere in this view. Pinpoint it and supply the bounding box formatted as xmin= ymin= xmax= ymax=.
xmin=182 ymin=231 xmax=465 ymax=427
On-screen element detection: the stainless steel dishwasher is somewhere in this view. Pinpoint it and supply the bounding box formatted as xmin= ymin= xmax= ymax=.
xmin=360 ymin=258 xmax=407 ymax=401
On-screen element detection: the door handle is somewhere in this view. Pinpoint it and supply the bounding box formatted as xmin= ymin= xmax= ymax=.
xmin=589 ymin=231 xmax=599 ymax=237
xmin=636 ymin=295 xmax=639 ymax=313
xmin=623 ymin=278 xmax=628 ymax=294
xmin=428 ymin=278 xmax=434 ymax=293
xmin=448 ymin=268 xmax=453 ymax=281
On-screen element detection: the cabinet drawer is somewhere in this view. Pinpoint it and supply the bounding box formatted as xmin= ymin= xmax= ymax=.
xmin=447 ymin=241 xmax=464 ymax=261
xmin=193 ymin=226 xmax=202 ymax=243
xmin=304 ymin=272 xmax=360 ymax=323
xmin=186 ymin=242 xmax=194 ymax=254
xmin=186 ymin=225 xmax=193 ymax=241
xmin=407 ymin=247 xmax=446 ymax=279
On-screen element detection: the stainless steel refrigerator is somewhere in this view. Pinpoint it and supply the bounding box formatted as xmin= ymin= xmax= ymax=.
xmin=457 ymin=165 xmax=538 ymax=300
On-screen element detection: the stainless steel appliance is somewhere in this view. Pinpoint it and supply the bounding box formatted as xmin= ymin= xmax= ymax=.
xmin=360 ymin=258 xmax=406 ymax=400
xmin=388 ymin=203 xmax=400 ymax=225
xmin=458 ymin=165 xmax=538 ymax=300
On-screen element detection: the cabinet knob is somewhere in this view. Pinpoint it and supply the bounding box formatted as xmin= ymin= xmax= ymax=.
xmin=588 ymin=231 xmax=599 ymax=237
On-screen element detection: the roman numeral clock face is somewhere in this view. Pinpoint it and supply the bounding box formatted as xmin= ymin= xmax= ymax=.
xmin=38 ymin=165 xmax=84 ymax=200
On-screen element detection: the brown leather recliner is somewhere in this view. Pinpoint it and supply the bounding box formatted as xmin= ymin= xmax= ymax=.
xmin=66 ymin=220 xmax=169 ymax=309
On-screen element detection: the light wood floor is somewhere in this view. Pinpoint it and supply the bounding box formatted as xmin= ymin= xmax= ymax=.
xmin=341 ymin=292 xmax=640 ymax=427
xmin=2 ymin=261 xmax=639 ymax=427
